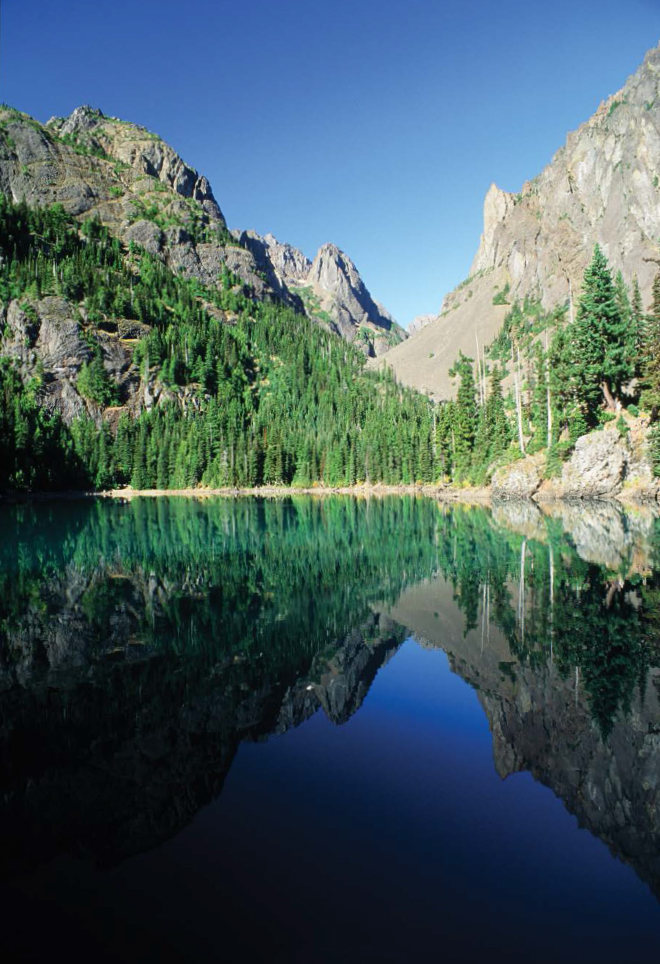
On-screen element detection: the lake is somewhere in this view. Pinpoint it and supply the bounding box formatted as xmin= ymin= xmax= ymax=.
xmin=1 ymin=495 xmax=660 ymax=962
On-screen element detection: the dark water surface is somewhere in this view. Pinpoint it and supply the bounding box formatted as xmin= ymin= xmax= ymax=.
xmin=1 ymin=496 xmax=660 ymax=962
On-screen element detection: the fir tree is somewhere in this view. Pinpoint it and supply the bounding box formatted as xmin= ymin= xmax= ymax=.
xmin=641 ymin=271 xmax=660 ymax=416
xmin=571 ymin=246 xmax=631 ymax=422
xmin=485 ymin=365 xmax=512 ymax=459
xmin=631 ymin=274 xmax=645 ymax=378
xmin=451 ymin=352 xmax=478 ymax=481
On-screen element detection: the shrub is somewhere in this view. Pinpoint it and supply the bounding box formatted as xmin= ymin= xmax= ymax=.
xmin=616 ymin=415 xmax=630 ymax=437
xmin=492 ymin=282 xmax=510 ymax=306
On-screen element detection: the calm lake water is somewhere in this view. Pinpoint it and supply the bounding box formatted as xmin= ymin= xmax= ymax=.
xmin=1 ymin=495 xmax=660 ymax=962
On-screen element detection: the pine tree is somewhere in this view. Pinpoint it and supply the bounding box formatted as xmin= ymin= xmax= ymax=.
xmin=485 ymin=365 xmax=512 ymax=459
xmin=641 ymin=272 xmax=660 ymax=416
xmin=452 ymin=352 xmax=478 ymax=481
xmin=631 ymin=275 xmax=645 ymax=378
xmin=131 ymin=423 xmax=148 ymax=490
xmin=571 ymin=246 xmax=631 ymax=422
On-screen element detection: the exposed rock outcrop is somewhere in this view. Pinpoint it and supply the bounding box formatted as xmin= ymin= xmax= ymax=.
xmin=492 ymin=452 xmax=544 ymax=500
xmin=492 ymin=421 xmax=659 ymax=503
xmin=237 ymin=232 xmax=406 ymax=357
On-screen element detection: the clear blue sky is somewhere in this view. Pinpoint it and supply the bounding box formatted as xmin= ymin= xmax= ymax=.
xmin=2 ymin=0 xmax=660 ymax=325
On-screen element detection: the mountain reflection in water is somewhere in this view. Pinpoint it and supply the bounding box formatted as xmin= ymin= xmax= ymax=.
xmin=1 ymin=495 xmax=660 ymax=960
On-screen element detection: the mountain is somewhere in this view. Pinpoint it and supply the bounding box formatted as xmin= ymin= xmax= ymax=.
xmin=237 ymin=231 xmax=404 ymax=354
xmin=0 ymin=190 xmax=433 ymax=492
xmin=406 ymin=313 xmax=435 ymax=335
xmin=0 ymin=104 xmax=401 ymax=356
xmin=372 ymin=40 xmax=660 ymax=397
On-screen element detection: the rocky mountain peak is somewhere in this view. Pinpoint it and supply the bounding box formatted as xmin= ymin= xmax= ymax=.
xmin=303 ymin=242 xmax=403 ymax=355
xmin=308 ymin=242 xmax=360 ymax=287
xmin=48 ymin=104 xmax=104 ymax=136
xmin=232 ymin=230 xmax=404 ymax=356
xmin=261 ymin=232 xmax=311 ymax=285
xmin=46 ymin=105 xmax=224 ymax=222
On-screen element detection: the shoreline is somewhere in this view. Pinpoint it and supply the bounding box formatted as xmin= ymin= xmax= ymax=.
xmin=0 ymin=483 xmax=490 ymax=503
xmin=2 ymin=482 xmax=659 ymax=504
xmin=102 ymin=483 xmax=494 ymax=502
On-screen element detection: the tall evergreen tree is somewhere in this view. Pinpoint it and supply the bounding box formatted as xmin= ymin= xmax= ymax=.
xmin=641 ymin=271 xmax=660 ymax=416
xmin=631 ymin=274 xmax=645 ymax=379
xmin=451 ymin=352 xmax=478 ymax=481
xmin=485 ymin=365 xmax=512 ymax=459
xmin=571 ymin=245 xmax=631 ymax=423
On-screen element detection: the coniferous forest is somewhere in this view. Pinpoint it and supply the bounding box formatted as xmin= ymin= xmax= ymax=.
xmin=1 ymin=196 xmax=660 ymax=492
xmin=0 ymin=198 xmax=438 ymax=491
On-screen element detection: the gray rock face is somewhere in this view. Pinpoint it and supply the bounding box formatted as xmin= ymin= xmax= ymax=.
xmin=302 ymin=242 xmax=405 ymax=356
xmin=560 ymin=428 xmax=628 ymax=497
xmin=373 ymin=40 xmax=660 ymax=397
xmin=48 ymin=105 xmax=224 ymax=222
xmin=540 ymin=423 xmax=658 ymax=501
xmin=241 ymin=231 xmax=311 ymax=287
xmin=0 ymin=105 xmax=286 ymax=307
xmin=235 ymin=231 xmax=405 ymax=356
xmin=1 ymin=295 xmax=141 ymax=424
xmin=491 ymin=420 xmax=659 ymax=503
xmin=407 ymin=314 xmax=435 ymax=335
xmin=124 ymin=219 xmax=164 ymax=256
xmin=3 ymin=297 xmax=93 ymax=423
xmin=233 ymin=230 xmax=308 ymax=308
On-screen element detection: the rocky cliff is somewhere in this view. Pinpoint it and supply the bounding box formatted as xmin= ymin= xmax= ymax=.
xmin=237 ymin=232 xmax=405 ymax=355
xmin=372 ymin=40 xmax=660 ymax=397
xmin=0 ymin=104 xmax=400 ymax=362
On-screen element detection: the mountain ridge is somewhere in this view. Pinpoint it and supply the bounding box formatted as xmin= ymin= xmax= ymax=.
xmin=0 ymin=103 xmax=402 ymax=357
xmin=371 ymin=38 xmax=660 ymax=397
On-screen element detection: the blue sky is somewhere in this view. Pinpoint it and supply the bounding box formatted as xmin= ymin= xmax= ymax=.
xmin=2 ymin=0 xmax=660 ymax=325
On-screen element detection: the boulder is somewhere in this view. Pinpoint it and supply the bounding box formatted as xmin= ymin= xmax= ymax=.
xmin=492 ymin=452 xmax=544 ymax=499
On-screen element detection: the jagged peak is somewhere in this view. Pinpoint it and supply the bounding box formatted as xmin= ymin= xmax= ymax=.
xmin=310 ymin=243 xmax=359 ymax=278
xmin=309 ymin=243 xmax=361 ymax=286
xmin=315 ymin=241 xmax=346 ymax=259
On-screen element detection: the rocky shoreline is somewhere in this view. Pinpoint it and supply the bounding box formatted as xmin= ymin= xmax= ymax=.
xmin=491 ymin=419 xmax=660 ymax=504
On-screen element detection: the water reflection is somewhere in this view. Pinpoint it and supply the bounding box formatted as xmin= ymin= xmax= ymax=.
xmin=1 ymin=496 xmax=660 ymax=900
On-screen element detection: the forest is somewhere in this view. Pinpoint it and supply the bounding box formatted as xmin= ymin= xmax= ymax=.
xmin=0 ymin=196 xmax=659 ymax=492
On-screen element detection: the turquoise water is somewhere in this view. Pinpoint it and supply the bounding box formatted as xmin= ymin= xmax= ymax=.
xmin=1 ymin=496 xmax=660 ymax=962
